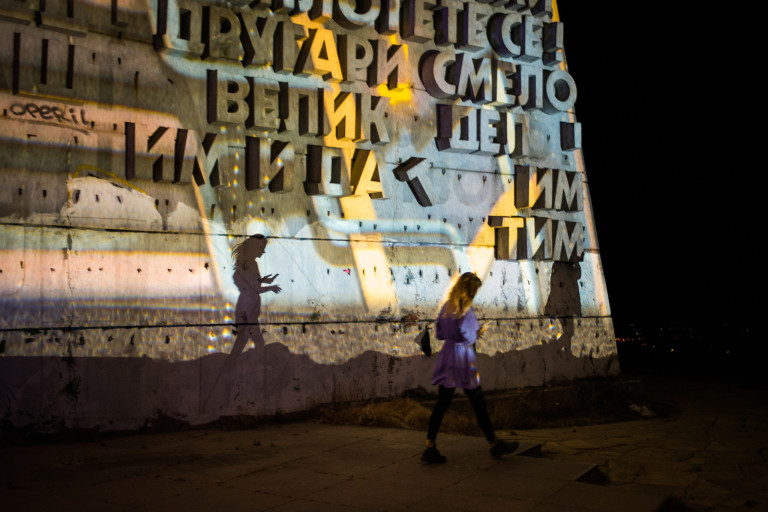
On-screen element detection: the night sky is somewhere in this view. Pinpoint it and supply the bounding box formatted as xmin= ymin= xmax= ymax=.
xmin=555 ymin=3 xmax=757 ymax=335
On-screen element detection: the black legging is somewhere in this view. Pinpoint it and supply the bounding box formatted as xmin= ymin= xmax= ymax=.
xmin=427 ymin=385 xmax=496 ymax=442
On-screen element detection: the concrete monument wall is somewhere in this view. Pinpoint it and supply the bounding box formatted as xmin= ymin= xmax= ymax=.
xmin=0 ymin=0 xmax=617 ymax=431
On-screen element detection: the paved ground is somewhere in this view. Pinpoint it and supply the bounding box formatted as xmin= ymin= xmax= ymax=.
xmin=1 ymin=376 xmax=766 ymax=511
xmin=515 ymin=376 xmax=768 ymax=512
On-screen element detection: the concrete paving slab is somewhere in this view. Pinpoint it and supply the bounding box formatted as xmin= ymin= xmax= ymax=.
xmin=303 ymin=476 xmax=430 ymax=511
xmin=405 ymin=489 xmax=538 ymax=512
xmin=486 ymin=454 xmax=599 ymax=482
xmin=266 ymin=499 xmax=368 ymax=511
xmin=452 ymin=472 xmax=570 ymax=502
xmin=226 ymin=464 xmax=353 ymax=499
xmin=142 ymin=486 xmax=291 ymax=512
xmin=365 ymin=459 xmax=472 ymax=490
xmin=543 ymin=482 xmax=668 ymax=512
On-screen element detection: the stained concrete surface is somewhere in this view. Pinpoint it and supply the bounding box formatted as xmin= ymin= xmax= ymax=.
xmin=0 ymin=376 xmax=766 ymax=512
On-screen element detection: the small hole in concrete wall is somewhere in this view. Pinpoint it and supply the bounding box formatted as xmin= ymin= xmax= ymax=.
xmin=18 ymin=188 xmax=22 ymax=196
xmin=42 ymin=189 xmax=47 ymax=198
xmin=95 ymin=194 xmax=99 ymax=202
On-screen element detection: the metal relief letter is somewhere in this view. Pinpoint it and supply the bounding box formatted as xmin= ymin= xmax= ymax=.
xmin=295 ymin=27 xmax=343 ymax=82
xmin=518 ymin=15 xmax=542 ymax=62
xmin=488 ymin=12 xmax=521 ymax=59
xmin=207 ymin=69 xmax=250 ymax=125
xmin=272 ymin=0 xmax=313 ymax=14
xmin=526 ymin=217 xmax=552 ymax=260
xmin=543 ymin=21 xmax=563 ymax=64
xmin=514 ymin=64 xmax=543 ymax=110
xmin=492 ymin=217 xmax=526 ymax=260
xmin=553 ymin=221 xmax=583 ymax=262
xmin=359 ymin=93 xmax=390 ymax=144
xmin=434 ymin=0 xmax=462 ymax=46
xmin=153 ymin=0 xmax=205 ymax=57
xmin=553 ymin=169 xmax=583 ymax=212
xmin=489 ymin=59 xmax=516 ymax=107
xmin=239 ymin=10 xmax=278 ymax=67
xmin=280 ymin=85 xmax=325 ymax=136
xmin=203 ymin=5 xmax=241 ymax=62
xmin=455 ymin=54 xmax=492 ymax=103
xmin=544 ymin=69 xmax=577 ymax=113
xmin=458 ymin=1 xmax=491 ymax=51
xmin=477 ymin=107 xmax=501 ymax=156
xmin=273 ymin=19 xmax=303 ymax=74
xmin=34 ymin=0 xmax=86 ymax=36
xmin=304 ymin=145 xmax=348 ymax=196
xmin=515 ymin=165 xmax=552 ymax=209
xmin=334 ymin=0 xmax=381 ymax=29
xmin=420 ymin=49 xmax=456 ymax=99
xmin=435 ymin=105 xmax=477 ymax=153
xmin=376 ymin=0 xmax=400 ymax=34
xmin=325 ymin=90 xmax=359 ymax=142
xmin=246 ymin=79 xmax=280 ymax=131
xmin=401 ymin=0 xmax=435 ymax=42
xmin=368 ymin=38 xmax=407 ymax=90
xmin=309 ymin=0 xmax=333 ymax=22
xmin=529 ymin=0 xmax=552 ymax=19
xmin=245 ymin=136 xmax=294 ymax=192
xmin=350 ymin=149 xmax=384 ymax=198
xmin=338 ymin=34 xmax=374 ymax=83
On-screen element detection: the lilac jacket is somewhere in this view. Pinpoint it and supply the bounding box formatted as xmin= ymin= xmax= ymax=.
xmin=431 ymin=304 xmax=480 ymax=389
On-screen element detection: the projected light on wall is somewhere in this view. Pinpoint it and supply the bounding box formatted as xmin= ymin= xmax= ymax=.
xmin=0 ymin=0 xmax=615 ymax=372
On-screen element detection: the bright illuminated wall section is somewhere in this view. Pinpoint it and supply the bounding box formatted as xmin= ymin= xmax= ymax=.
xmin=0 ymin=0 xmax=617 ymax=428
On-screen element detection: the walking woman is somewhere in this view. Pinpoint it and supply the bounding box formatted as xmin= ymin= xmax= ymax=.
xmin=422 ymin=272 xmax=518 ymax=464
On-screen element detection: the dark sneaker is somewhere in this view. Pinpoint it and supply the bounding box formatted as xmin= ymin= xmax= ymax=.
xmin=490 ymin=440 xmax=519 ymax=460
xmin=421 ymin=446 xmax=447 ymax=464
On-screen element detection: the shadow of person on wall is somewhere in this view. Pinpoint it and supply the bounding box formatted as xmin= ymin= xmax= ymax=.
xmin=204 ymin=234 xmax=281 ymax=411
xmin=544 ymin=262 xmax=582 ymax=347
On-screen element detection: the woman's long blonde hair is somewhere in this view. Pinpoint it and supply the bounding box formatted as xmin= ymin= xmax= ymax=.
xmin=442 ymin=272 xmax=482 ymax=318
